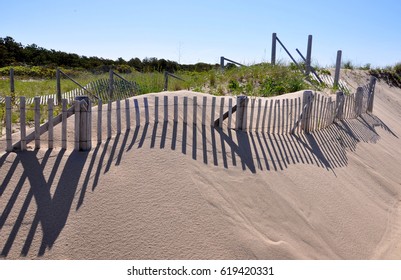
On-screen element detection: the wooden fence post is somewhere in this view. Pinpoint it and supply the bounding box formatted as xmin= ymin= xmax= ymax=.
xmin=355 ymin=87 xmax=364 ymax=116
xmin=235 ymin=96 xmax=247 ymax=130
xmin=334 ymin=50 xmax=342 ymax=88
xmin=164 ymin=71 xmax=168 ymax=91
xmin=367 ymin=76 xmax=377 ymax=113
xmin=98 ymin=99 xmax=103 ymax=143
xmin=10 ymin=68 xmax=15 ymax=93
xmin=306 ymin=35 xmax=313 ymax=75
xmin=271 ymin=33 xmax=277 ymax=65
xmin=301 ymin=91 xmax=313 ymax=133
xmin=335 ymin=91 xmax=345 ymax=121
xmin=75 ymin=96 xmax=91 ymax=151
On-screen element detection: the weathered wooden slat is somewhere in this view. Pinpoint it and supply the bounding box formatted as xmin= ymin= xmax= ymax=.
xmin=211 ymin=96 xmax=216 ymax=127
xmin=74 ymin=100 xmax=80 ymax=151
xmin=164 ymin=96 xmax=169 ymax=122
xmin=256 ymin=98 xmax=262 ymax=131
xmin=183 ymin=96 xmax=188 ymax=124
xmin=193 ymin=96 xmax=197 ymax=125
xmin=107 ymin=101 xmax=112 ymax=139
xmin=48 ymin=98 xmax=54 ymax=149
xmin=249 ymin=98 xmax=255 ymax=130
xmin=5 ymin=97 xmax=12 ymax=152
xmin=134 ymin=99 xmax=140 ymax=127
xmin=174 ymin=96 xmax=179 ymax=123
xmin=125 ymin=99 xmax=131 ymax=131
xmin=228 ymin=98 xmax=233 ymax=129
xmin=144 ymin=97 xmax=149 ymax=124
xmin=261 ymin=99 xmax=268 ymax=133
xmin=154 ymin=96 xmax=159 ymax=123
xmin=97 ymin=99 xmax=102 ymax=143
xmin=116 ymin=99 xmax=121 ymax=134
xmin=20 ymin=97 xmax=26 ymax=151
xmin=219 ymin=98 xmax=225 ymax=128
xmin=267 ymin=99 xmax=274 ymax=134
xmin=202 ymin=96 xmax=207 ymax=126
xmin=34 ymin=97 xmax=41 ymax=149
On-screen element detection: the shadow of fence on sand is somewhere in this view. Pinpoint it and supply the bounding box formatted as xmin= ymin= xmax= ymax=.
xmin=0 ymin=112 xmax=397 ymax=258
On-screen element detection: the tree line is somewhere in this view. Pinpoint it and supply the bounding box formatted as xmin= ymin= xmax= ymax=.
xmin=0 ymin=36 xmax=217 ymax=73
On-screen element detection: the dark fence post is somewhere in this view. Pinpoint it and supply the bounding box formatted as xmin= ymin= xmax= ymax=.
xmin=334 ymin=50 xmax=342 ymax=88
xmin=75 ymin=96 xmax=92 ymax=151
xmin=10 ymin=68 xmax=15 ymax=93
xmin=56 ymin=68 xmax=62 ymax=105
xmin=301 ymin=91 xmax=313 ymax=133
xmin=355 ymin=87 xmax=364 ymax=116
xmin=220 ymin=56 xmax=225 ymax=70
xmin=305 ymin=35 xmax=313 ymax=75
xmin=271 ymin=33 xmax=277 ymax=65
xmin=367 ymin=76 xmax=377 ymax=113
xmin=335 ymin=91 xmax=345 ymax=121
xmin=236 ymin=96 xmax=247 ymax=130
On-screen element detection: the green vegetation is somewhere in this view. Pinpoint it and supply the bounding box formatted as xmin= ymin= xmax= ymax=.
xmin=369 ymin=62 xmax=401 ymax=88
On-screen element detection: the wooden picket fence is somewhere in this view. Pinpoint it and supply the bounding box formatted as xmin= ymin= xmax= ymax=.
xmin=2 ymin=77 xmax=376 ymax=152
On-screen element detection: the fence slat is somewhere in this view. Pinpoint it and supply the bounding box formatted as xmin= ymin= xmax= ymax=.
xmin=267 ymin=99 xmax=274 ymax=134
xmin=107 ymin=101 xmax=112 ymax=139
xmin=48 ymin=98 xmax=54 ymax=149
xmin=116 ymin=99 xmax=121 ymax=134
xmin=219 ymin=98 xmax=225 ymax=127
xmin=154 ymin=96 xmax=159 ymax=123
xmin=125 ymin=99 xmax=131 ymax=131
xmin=5 ymin=97 xmax=12 ymax=152
xmin=174 ymin=96 xmax=178 ymax=123
xmin=193 ymin=96 xmax=197 ymax=125
xmin=183 ymin=96 xmax=188 ymax=124
xmin=262 ymin=99 xmax=268 ymax=133
xmin=62 ymin=99 xmax=67 ymax=149
xmin=74 ymin=100 xmax=80 ymax=150
xmin=202 ymin=96 xmax=207 ymax=126
xmin=134 ymin=99 xmax=140 ymax=127
xmin=228 ymin=98 xmax=233 ymax=129
xmin=211 ymin=97 xmax=216 ymax=127
xmin=144 ymin=97 xmax=149 ymax=124
xmin=164 ymin=96 xmax=169 ymax=122
xmin=98 ymin=99 xmax=103 ymax=143
xmin=256 ymin=98 xmax=262 ymax=131
xmin=34 ymin=97 xmax=41 ymax=149
xmin=249 ymin=98 xmax=255 ymax=130
xmin=20 ymin=97 xmax=26 ymax=151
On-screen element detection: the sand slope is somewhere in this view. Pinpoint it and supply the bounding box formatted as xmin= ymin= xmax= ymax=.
xmin=1 ymin=71 xmax=401 ymax=259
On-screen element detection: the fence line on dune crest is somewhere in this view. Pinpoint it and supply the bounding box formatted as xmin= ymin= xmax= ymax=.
xmin=2 ymin=77 xmax=376 ymax=152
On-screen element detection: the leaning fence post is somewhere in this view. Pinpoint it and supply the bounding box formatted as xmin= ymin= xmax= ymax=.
xmin=367 ymin=76 xmax=376 ymax=113
xmin=334 ymin=50 xmax=342 ymax=88
xmin=220 ymin=56 xmax=225 ymax=70
xmin=271 ymin=33 xmax=277 ymax=65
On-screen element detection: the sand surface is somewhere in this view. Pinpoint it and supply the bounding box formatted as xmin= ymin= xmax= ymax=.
xmin=1 ymin=71 xmax=401 ymax=259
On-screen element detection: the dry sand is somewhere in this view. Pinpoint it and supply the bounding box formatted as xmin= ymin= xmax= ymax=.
xmin=1 ymin=71 xmax=401 ymax=259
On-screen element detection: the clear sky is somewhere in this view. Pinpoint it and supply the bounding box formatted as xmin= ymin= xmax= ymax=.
xmin=1 ymin=0 xmax=400 ymax=67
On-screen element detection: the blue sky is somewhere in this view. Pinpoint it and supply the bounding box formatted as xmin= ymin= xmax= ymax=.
xmin=1 ymin=0 xmax=400 ymax=67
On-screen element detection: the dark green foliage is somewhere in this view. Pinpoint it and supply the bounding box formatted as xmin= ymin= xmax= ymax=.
xmin=369 ymin=63 xmax=401 ymax=88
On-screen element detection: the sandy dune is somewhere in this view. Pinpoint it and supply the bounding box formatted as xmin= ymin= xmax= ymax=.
xmin=1 ymin=71 xmax=401 ymax=259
